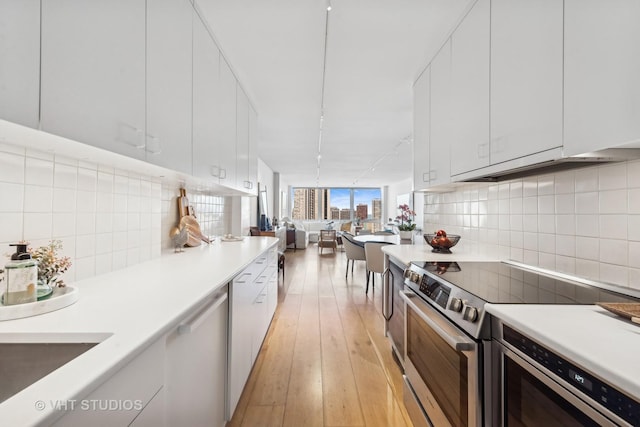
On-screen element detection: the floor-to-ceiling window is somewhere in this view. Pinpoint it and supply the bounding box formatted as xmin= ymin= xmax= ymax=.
xmin=291 ymin=187 xmax=383 ymax=231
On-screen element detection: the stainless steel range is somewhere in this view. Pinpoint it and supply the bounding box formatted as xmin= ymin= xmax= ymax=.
xmin=400 ymin=260 xmax=640 ymax=427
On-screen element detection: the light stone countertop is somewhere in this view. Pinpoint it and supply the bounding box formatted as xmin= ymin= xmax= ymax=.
xmin=0 ymin=237 xmax=278 ymax=427
xmin=485 ymin=304 xmax=640 ymax=401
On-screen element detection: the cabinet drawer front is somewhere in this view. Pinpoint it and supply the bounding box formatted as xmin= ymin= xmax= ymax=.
xmin=52 ymin=339 xmax=164 ymax=426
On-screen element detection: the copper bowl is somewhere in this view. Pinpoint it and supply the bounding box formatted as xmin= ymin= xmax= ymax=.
xmin=424 ymin=234 xmax=461 ymax=253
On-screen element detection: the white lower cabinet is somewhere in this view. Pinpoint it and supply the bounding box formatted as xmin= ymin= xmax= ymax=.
xmin=52 ymin=339 xmax=165 ymax=426
xmin=228 ymin=248 xmax=278 ymax=419
xmin=164 ymin=286 xmax=228 ymax=427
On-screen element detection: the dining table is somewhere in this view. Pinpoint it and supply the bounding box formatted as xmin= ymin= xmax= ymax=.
xmin=353 ymin=233 xmax=414 ymax=246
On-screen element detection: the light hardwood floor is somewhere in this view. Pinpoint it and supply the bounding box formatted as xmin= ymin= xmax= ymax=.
xmin=228 ymin=243 xmax=413 ymax=427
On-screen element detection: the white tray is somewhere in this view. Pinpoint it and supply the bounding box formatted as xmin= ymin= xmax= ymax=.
xmin=0 ymin=286 xmax=79 ymax=321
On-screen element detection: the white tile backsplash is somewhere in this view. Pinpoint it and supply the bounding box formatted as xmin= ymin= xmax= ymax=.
xmin=0 ymin=152 xmax=25 ymax=184
xmin=0 ymin=141 xmax=232 ymax=284
xmin=424 ymin=159 xmax=640 ymax=290
xmin=0 ymin=182 xmax=24 ymax=212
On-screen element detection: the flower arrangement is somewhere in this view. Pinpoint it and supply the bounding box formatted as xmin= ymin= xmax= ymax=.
xmin=29 ymin=240 xmax=72 ymax=287
xmin=396 ymin=204 xmax=416 ymax=231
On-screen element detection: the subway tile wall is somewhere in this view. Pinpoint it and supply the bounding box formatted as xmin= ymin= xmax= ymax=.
xmin=0 ymin=142 xmax=230 ymax=284
xmin=424 ymin=159 xmax=640 ymax=291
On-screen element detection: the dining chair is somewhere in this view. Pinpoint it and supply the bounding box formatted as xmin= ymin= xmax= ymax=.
xmin=342 ymin=232 xmax=366 ymax=279
xmin=318 ymin=229 xmax=337 ymax=254
xmin=364 ymin=242 xmax=393 ymax=294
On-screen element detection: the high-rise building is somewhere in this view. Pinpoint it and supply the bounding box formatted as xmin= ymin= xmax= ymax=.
xmin=356 ymin=203 xmax=368 ymax=220
xmin=340 ymin=208 xmax=352 ymax=220
xmin=292 ymin=188 xmax=331 ymax=220
xmin=372 ymin=198 xmax=382 ymax=219
xmin=330 ymin=207 xmax=340 ymax=220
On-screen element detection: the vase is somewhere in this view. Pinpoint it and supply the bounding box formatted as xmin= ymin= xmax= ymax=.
xmin=399 ymin=230 xmax=413 ymax=240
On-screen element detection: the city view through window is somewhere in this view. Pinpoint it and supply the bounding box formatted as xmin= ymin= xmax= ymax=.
xmin=291 ymin=188 xmax=382 ymax=229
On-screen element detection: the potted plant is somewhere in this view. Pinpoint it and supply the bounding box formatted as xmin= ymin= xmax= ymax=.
xmin=396 ymin=204 xmax=416 ymax=240
xmin=29 ymin=240 xmax=72 ymax=297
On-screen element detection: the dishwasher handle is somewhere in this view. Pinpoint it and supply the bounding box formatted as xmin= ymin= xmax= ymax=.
xmin=178 ymin=291 xmax=228 ymax=335
xmin=383 ymin=267 xmax=394 ymax=321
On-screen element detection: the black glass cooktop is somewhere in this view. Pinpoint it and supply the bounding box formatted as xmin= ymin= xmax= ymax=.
xmin=410 ymin=261 xmax=640 ymax=305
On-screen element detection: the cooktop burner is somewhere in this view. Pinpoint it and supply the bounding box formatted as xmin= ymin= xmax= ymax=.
xmin=410 ymin=261 xmax=640 ymax=305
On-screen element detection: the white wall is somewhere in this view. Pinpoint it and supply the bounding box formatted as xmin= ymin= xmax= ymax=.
xmin=385 ymin=178 xmax=414 ymax=225
xmin=423 ymin=159 xmax=640 ymax=290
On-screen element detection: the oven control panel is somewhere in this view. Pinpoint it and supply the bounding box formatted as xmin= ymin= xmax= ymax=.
xmin=504 ymin=325 xmax=640 ymax=426
xmin=418 ymin=275 xmax=450 ymax=309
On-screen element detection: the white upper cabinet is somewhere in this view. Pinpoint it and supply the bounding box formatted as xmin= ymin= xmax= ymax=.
xmin=236 ymin=86 xmax=250 ymax=190
xmin=429 ymin=41 xmax=452 ymax=187
xmin=40 ymin=0 xmax=147 ymax=160
xmin=218 ymin=59 xmax=237 ymax=187
xmin=146 ymin=0 xmax=193 ymax=174
xmin=490 ymin=0 xmax=563 ymax=164
xmin=564 ymin=0 xmax=640 ymax=156
xmin=192 ymin=13 xmax=221 ymax=182
xmin=450 ymin=0 xmax=490 ymax=176
xmin=412 ymin=67 xmax=430 ymax=191
xmin=0 ymin=0 xmax=40 ymax=129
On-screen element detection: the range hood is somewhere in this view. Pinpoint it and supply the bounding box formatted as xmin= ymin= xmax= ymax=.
xmin=456 ymin=148 xmax=640 ymax=183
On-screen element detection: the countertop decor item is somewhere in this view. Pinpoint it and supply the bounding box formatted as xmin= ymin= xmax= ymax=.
xmin=424 ymin=232 xmax=461 ymax=253
xmin=395 ymin=204 xmax=416 ymax=232
xmin=2 ymin=242 xmax=38 ymax=305
xmin=170 ymin=226 xmax=189 ymax=253
xmin=176 ymin=188 xmax=209 ymax=246
xmin=28 ymin=240 xmax=71 ymax=300
xmin=596 ymin=303 xmax=640 ymax=324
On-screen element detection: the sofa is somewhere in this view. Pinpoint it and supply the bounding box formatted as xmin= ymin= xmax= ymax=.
xmin=291 ymin=220 xmax=353 ymax=243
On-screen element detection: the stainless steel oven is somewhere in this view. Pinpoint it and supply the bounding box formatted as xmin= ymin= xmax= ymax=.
xmin=399 ymin=260 xmax=640 ymax=427
xmin=401 ymin=289 xmax=483 ymax=427
xmin=492 ymin=321 xmax=640 ymax=427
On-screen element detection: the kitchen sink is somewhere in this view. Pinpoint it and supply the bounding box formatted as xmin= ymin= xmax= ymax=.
xmin=0 ymin=333 xmax=110 ymax=403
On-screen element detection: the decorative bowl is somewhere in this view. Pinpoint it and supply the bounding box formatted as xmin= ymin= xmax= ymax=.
xmin=424 ymin=234 xmax=461 ymax=253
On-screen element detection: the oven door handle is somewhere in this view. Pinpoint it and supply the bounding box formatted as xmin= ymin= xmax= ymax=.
xmin=400 ymin=290 xmax=475 ymax=352
xmin=383 ymin=267 xmax=394 ymax=321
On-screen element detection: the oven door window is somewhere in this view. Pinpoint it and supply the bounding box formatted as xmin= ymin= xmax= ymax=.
xmin=407 ymin=308 xmax=469 ymax=427
xmin=505 ymin=357 xmax=599 ymax=426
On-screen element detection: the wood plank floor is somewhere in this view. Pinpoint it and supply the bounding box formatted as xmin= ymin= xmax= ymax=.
xmin=228 ymin=244 xmax=412 ymax=427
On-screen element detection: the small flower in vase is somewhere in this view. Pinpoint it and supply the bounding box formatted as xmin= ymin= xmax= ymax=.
xmin=396 ymin=204 xmax=416 ymax=240
xmin=396 ymin=204 xmax=417 ymax=232
xmin=29 ymin=240 xmax=72 ymax=288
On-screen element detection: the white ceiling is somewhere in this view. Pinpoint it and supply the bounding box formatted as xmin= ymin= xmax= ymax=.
xmin=196 ymin=0 xmax=472 ymax=188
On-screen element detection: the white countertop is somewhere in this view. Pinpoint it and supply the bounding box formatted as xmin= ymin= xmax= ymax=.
xmin=485 ymin=304 xmax=640 ymax=401
xmin=382 ymin=239 xmax=501 ymax=265
xmin=0 ymin=237 xmax=278 ymax=426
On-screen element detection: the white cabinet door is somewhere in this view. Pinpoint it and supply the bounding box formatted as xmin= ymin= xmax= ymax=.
xmin=564 ymin=0 xmax=640 ymax=156
xmin=218 ymin=58 xmax=237 ymax=187
xmin=146 ymin=0 xmax=193 ymax=173
xmin=0 ymin=0 xmax=40 ymax=128
xmin=247 ymin=105 xmax=259 ymax=194
xmin=228 ymin=270 xmax=255 ymax=418
xmin=192 ymin=13 xmax=221 ymax=182
xmin=430 ymin=40 xmax=453 ymax=185
xmin=236 ymin=86 xmax=250 ymax=190
xmin=490 ymin=0 xmax=563 ymax=164
xmin=165 ymin=288 xmax=228 ymax=427
xmin=40 ymin=0 xmax=146 ymax=160
xmin=413 ymin=67 xmax=430 ymax=191
xmin=450 ymin=0 xmax=490 ymax=176
xmin=52 ymin=340 xmax=164 ymax=426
